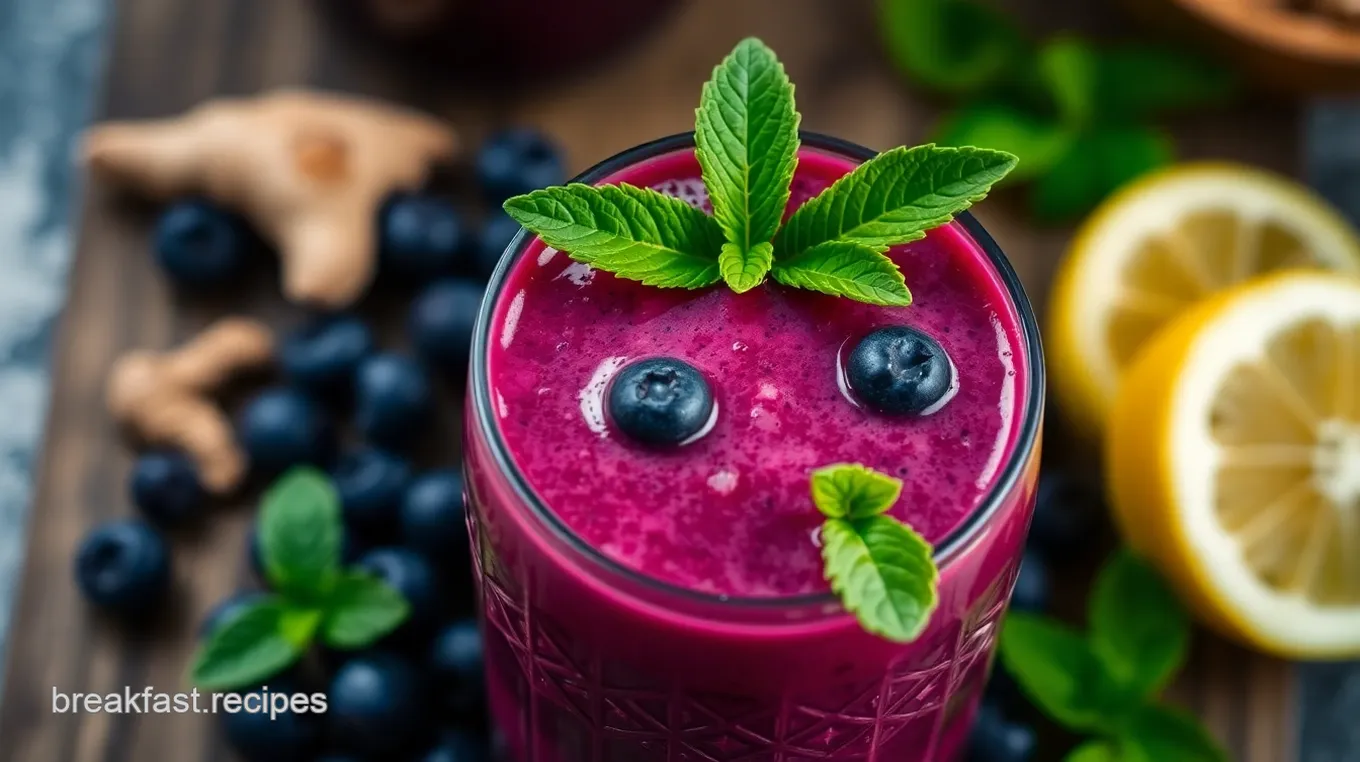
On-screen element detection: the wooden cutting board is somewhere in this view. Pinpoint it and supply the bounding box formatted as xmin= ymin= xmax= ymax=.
xmin=0 ymin=0 xmax=1302 ymax=759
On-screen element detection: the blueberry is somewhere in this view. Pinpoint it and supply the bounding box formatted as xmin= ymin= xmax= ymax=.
xmin=238 ymin=387 xmax=335 ymax=474
xmin=74 ymin=519 xmax=171 ymax=615
xmin=280 ymin=314 xmax=374 ymax=397
xmin=607 ymin=357 xmax=714 ymax=447
xmin=328 ymin=653 xmax=431 ymax=757
xmin=416 ymin=730 xmax=488 ymax=762
xmin=409 ymin=279 xmax=483 ymax=376
xmin=380 ymin=193 xmax=469 ymax=279
xmin=846 ymin=326 xmax=954 ymax=415
xmin=474 ymin=212 xmax=522 ymax=278
xmin=1029 ymin=471 xmax=1105 ymax=560
xmin=128 ymin=451 xmax=205 ymax=526
xmin=334 ymin=448 xmax=413 ymax=537
xmin=220 ymin=680 xmax=321 ymax=762
xmin=358 ymin=548 xmax=442 ymax=635
xmin=401 ymin=470 xmax=469 ymax=562
xmin=152 ymin=200 xmax=251 ymax=287
xmin=355 ymin=354 xmax=433 ymax=450
xmin=966 ymin=703 xmax=1036 ymax=762
xmin=475 ymin=128 xmax=565 ymax=203
xmin=428 ymin=619 xmax=485 ymax=715
xmin=1010 ymin=552 xmax=1051 ymax=614
xmin=200 ymin=590 xmax=269 ymax=639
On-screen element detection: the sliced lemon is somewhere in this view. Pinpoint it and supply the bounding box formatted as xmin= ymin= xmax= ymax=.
xmin=1049 ymin=163 xmax=1360 ymax=436
xmin=1108 ymin=271 xmax=1360 ymax=658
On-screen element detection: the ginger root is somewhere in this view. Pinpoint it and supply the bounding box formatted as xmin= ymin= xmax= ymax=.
xmin=107 ymin=318 xmax=275 ymax=494
xmin=84 ymin=90 xmax=458 ymax=308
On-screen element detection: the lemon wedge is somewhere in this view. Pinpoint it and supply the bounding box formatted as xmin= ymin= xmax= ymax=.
xmin=1108 ymin=271 xmax=1360 ymax=658
xmin=1049 ymin=163 xmax=1360 ymax=436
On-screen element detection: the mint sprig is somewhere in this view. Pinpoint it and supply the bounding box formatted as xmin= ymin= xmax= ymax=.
xmin=696 ymin=37 xmax=799 ymax=292
xmin=191 ymin=468 xmax=412 ymax=690
xmin=812 ymin=464 xmax=938 ymax=642
xmin=503 ymin=37 xmax=1016 ymax=306
xmin=1000 ymin=549 xmax=1225 ymax=761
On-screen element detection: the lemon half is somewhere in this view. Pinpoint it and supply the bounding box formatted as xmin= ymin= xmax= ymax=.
xmin=1049 ymin=163 xmax=1360 ymax=436
xmin=1108 ymin=271 xmax=1360 ymax=658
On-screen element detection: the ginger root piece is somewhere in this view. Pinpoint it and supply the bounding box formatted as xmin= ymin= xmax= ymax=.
xmin=107 ymin=318 xmax=275 ymax=494
xmin=84 ymin=90 xmax=458 ymax=308
xmin=1314 ymin=0 xmax=1360 ymax=18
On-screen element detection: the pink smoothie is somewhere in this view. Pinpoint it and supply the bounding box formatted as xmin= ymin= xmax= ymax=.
xmin=465 ymin=134 xmax=1043 ymax=762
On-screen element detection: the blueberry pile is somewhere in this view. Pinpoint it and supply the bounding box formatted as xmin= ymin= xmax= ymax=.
xmin=964 ymin=470 xmax=1109 ymax=762
xmin=74 ymin=128 xmax=565 ymax=761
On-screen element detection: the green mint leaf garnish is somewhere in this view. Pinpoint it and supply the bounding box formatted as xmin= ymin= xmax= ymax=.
xmin=504 ymin=184 xmax=724 ymax=288
xmin=812 ymin=464 xmax=937 ymax=643
xmin=320 ymin=571 xmax=412 ymax=650
xmin=999 ymin=613 xmax=1129 ymax=733
xmin=771 ymin=241 xmax=912 ymax=307
xmin=192 ymin=597 xmax=319 ymax=690
xmin=878 ymin=0 xmax=1026 ymax=95
xmin=1037 ymin=36 xmax=1098 ymax=127
xmin=260 ymin=467 xmax=342 ymax=601
xmin=934 ymin=102 xmax=1073 ymax=183
xmin=696 ymin=36 xmax=799 ymax=292
xmin=1031 ymin=126 xmax=1172 ymax=220
xmin=1065 ymin=741 xmax=1120 ymax=762
xmin=1089 ymin=549 xmax=1190 ymax=698
xmin=810 ymin=462 xmax=903 ymax=519
xmin=775 ymin=144 xmax=1017 ymax=258
xmin=1119 ymin=705 xmax=1229 ymax=762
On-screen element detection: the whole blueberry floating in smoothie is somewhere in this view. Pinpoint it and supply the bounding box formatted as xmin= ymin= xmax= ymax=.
xmin=491 ymin=38 xmax=1022 ymax=644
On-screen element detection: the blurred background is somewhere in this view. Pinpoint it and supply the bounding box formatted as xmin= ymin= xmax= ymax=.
xmin=0 ymin=0 xmax=1358 ymax=760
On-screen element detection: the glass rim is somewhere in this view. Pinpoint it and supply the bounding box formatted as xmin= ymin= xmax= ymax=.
xmin=470 ymin=130 xmax=1047 ymax=612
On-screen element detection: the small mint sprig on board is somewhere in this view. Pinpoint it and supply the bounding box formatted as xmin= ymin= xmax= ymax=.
xmin=191 ymin=469 xmax=410 ymax=690
xmin=812 ymin=463 xmax=938 ymax=642
xmin=1000 ymin=549 xmax=1227 ymax=762
xmin=503 ymin=37 xmax=1017 ymax=307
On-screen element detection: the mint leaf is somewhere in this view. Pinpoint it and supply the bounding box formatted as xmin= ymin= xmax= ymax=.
xmin=1032 ymin=126 xmax=1172 ymax=220
xmin=1000 ymin=613 xmax=1133 ymax=732
xmin=1098 ymin=45 xmax=1236 ymax=118
xmin=504 ymin=184 xmax=724 ymax=288
xmin=1038 ymin=36 xmax=1098 ymax=126
xmin=1120 ymin=704 xmax=1228 ymax=762
xmin=191 ymin=598 xmax=319 ymax=690
xmin=260 ymin=468 xmax=342 ymax=601
xmin=934 ymin=102 xmax=1073 ymax=183
xmin=821 ymin=515 xmax=937 ymax=643
xmin=810 ymin=463 xmax=903 ymax=519
xmin=719 ymin=242 xmax=774 ymax=294
xmin=695 ymin=36 xmax=799 ymax=291
xmin=1066 ymin=741 xmax=1121 ymax=762
xmin=321 ymin=571 xmax=411 ymax=650
xmin=1090 ymin=550 xmax=1190 ymax=698
xmin=775 ymin=144 xmax=1017 ymax=257
xmin=771 ymin=241 xmax=911 ymax=306
xmin=879 ymin=0 xmax=1026 ymax=95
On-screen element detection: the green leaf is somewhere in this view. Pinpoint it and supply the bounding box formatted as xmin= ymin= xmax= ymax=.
xmin=821 ymin=515 xmax=938 ymax=643
xmin=320 ymin=571 xmax=412 ymax=650
xmin=191 ymin=597 xmax=319 ymax=690
xmin=695 ymin=37 xmax=799 ymax=281
xmin=771 ymin=241 xmax=912 ymax=307
xmin=999 ymin=613 xmax=1134 ymax=732
xmin=810 ymin=463 xmax=903 ymax=520
xmin=878 ymin=0 xmax=1027 ymax=95
xmin=1066 ymin=741 xmax=1121 ymax=762
xmin=1032 ymin=126 xmax=1173 ymax=220
xmin=1119 ymin=704 xmax=1228 ymax=762
xmin=504 ymin=184 xmax=725 ymax=288
xmin=934 ymin=102 xmax=1073 ymax=183
xmin=1098 ymin=45 xmax=1237 ymax=119
xmin=1090 ymin=549 xmax=1190 ymax=698
xmin=775 ymin=144 xmax=1017 ymax=257
xmin=719 ymin=241 xmax=774 ymax=293
xmin=1038 ymin=36 xmax=1098 ymax=126
xmin=260 ymin=468 xmax=342 ymax=601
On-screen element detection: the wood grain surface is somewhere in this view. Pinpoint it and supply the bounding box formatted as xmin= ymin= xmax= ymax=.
xmin=0 ymin=0 xmax=1302 ymax=759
